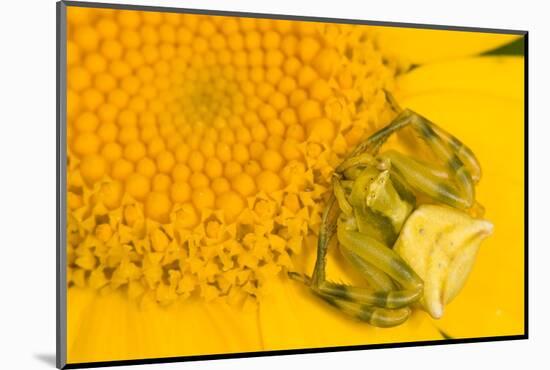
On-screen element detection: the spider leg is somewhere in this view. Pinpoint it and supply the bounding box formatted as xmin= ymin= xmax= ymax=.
xmin=333 ymin=178 xmax=353 ymax=217
xmin=289 ymin=216 xmax=421 ymax=312
xmin=411 ymin=112 xmax=476 ymax=208
xmin=290 ymin=225 xmax=421 ymax=326
xmin=381 ymin=150 xmax=471 ymax=208
xmin=383 ymin=89 xmax=403 ymax=113
xmin=326 ymin=299 xmax=411 ymax=328
xmin=367 ymin=109 xmax=477 ymax=209
xmin=309 ymin=195 xmax=340 ymax=286
xmin=379 ymin=90 xmax=478 ymax=179
xmin=289 ymin=273 xmax=411 ymax=328
xmin=428 ymin=121 xmax=482 ymax=183
xmin=289 ymin=191 xmax=422 ymax=317
xmin=339 ymin=247 xmax=395 ymax=292
xmin=345 ymin=109 xmax=414 ymax=160
xmin=336 ymin=152 xmax=378 ymax=174
xmin=335 ymin=227 xmax=424 ymax=306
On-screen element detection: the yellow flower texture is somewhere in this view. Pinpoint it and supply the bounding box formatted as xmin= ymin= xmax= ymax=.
xmin=65 ymin=6 xmax=524 ymax=364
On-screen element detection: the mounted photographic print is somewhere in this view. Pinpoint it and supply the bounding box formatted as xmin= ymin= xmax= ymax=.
xmin=56 ymin=1 xmax=527 ymax=368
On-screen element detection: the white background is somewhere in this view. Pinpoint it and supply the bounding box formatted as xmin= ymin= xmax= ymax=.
xmin=0 ymin=0 xmax=546 ymax=368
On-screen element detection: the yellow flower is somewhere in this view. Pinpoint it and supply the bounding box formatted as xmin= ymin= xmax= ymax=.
xmin=65 ymin=5 xmax=524 ymax=364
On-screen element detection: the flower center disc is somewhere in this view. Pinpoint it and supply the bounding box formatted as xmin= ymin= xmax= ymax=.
xmin=66 ymin=7 xmax=400 ymax=305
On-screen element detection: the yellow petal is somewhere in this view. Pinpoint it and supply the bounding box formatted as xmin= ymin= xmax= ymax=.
xmin=397 ymin=64 xmax=525 ymax=338
xmin=67 ymin=288 xmax=262 ymax=364
xmin=374 ymin=27 xmax=521 ymax=65
xmin=258 ymin=276 xmax=443 ymax=349
xmin=397 ymin=56 xmax=524 ymax=101
xmin=67 ymin=287 xmax=95 ymax=353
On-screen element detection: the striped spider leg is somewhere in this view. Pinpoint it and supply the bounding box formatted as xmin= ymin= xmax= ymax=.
xmin=365 ymin=108 xmax=481 ymax=209
xmin=290 ymin=163 xmax=423 ymax=327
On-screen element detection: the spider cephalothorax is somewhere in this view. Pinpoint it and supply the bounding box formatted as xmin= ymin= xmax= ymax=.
xmin=291 ymin=104 xmax=493 ymax=327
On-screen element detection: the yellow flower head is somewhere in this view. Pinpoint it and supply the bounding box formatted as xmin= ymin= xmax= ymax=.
xmin=64 ymin=5 xmax=524 ymax=365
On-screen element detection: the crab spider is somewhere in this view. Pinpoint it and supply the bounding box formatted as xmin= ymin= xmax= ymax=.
xmin=290 ymin=107 xmax=483 ymax=327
